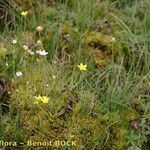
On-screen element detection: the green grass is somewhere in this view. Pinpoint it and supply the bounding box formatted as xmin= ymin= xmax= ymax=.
xmin=0 ymin=0 xmax=150 ymax=150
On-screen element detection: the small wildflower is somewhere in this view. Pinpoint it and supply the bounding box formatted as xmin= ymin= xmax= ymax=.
xmin=77 ymin=63 xmax=87 ymax=71
xmin=36 ymin=49 xmax=48 ymax=56
xmin=6 ymin=62 xmax=8 ymax=66
xmin=23 ymin=45 xmax=29 ymax=50
xmin=45 ymin=84 xmax=50 ymax=88
xmin=11 ymin=39 xmax=17 ymax=44
xmin=52 ymin=75 xmax=56 ymax=80
xmin=34 ymin=101 xmax=39 ymax=105
xmin=34 ymin=95 xmax=49 ymax=104
xmin=16 ymin=71 xmax=23 ymax=77
xmin=40 ymin=96 xmax=49 ymax=103
xmin=36 ymin=26 xmax=44 ymax=32
xmin=36 ymin=40 xmax=42 ymax=45
xmin=21 ymin=11 xmax=28 ymax=17
xmin=34 ymin=95 xmax=42 ymax=101
xmin=27 ymin=50 xmax=35 ymax=55
xmin=111 ymin=37 xmax=116 ymax=42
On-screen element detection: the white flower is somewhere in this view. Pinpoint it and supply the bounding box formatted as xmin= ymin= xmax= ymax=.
xmin=36 ymin=49 xmax=48 ymax=56
xmin=27 ymin=50 xmax=35 ymax=55
xmin=16 ymin=71 xmax=23 ymax=77
xmin=36 ymin=40 xmax=42 ymax=45
xmin=45 ymin=84 xmax=50 ymax=87
xmin=110 ymin=37 xmax=116 ymax=42
xmin=36 ymin=26 xmax=44 ymax=32
xmin=23 ymin=45 xmax=29 ymax=50
xmin=112 ymin=37 xmax=116 ymax=41
xmin=11 ymin=39 xmax=17 ymax=44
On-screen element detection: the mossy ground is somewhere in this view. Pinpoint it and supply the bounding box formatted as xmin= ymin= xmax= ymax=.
xmin=0 ymin=0 xmax=150 ymax=150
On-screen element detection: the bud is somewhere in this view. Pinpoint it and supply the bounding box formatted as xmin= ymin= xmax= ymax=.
xmin=36 ymin=26 xmax=44 ymax=32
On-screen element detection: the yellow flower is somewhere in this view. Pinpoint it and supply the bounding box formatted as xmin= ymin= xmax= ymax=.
xmin=52 ymin=75 xmax=56 ymax=80
xmin=34 ymin=95 xmax=49 ymax=104
xmin=34 ymin=95 xmax=42 ymax=101
xmin=21 ymin=11 xmax=28 ymax=17
xmin=34 ymin=101 xmax=39 ymax=105
xmin=77 ymin=63 xmax=87 ymax=71
xmin=40 ymin=96 xmax=49 ymax=103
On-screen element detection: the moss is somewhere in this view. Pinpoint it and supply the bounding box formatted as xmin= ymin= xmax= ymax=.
xmin=61 ymin=23 xmax=74 ymax=35
xmin=84 ymin=32 xmax=122 ymax=68
xmin=102 ymin=109 xmax=138 ymax=150
xmin=85 ymin=32 xmax=114 ymax=49
xmin=120 ymin=108 xmax=138 ymax=123
xmin=110 ymin=128 xmax=128 ymax=150
xmin=68 ymin=115 xmax=107 ymax=150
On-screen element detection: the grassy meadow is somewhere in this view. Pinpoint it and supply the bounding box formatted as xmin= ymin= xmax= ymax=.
xmin=0 ymin=0 xmax=150 ymax=149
